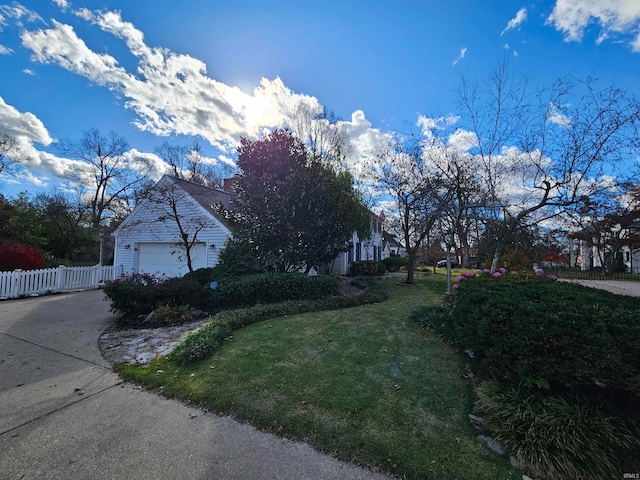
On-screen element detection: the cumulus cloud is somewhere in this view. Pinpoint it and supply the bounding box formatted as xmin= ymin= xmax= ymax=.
xmin=22 ymin=68 xmax=34 ymax=75
xmin=547 ymin=0 xmax=640 ymax=51
xmin=20 ymin=11 xmax=322 ymax=152
xmin=0 ymin=44 xmax=12 ymax=54
xmin=502 ymin=7 xmax=527 ymax=35
xmin=452 ymin=47 xmax=467 ymax=65
xmin=0 ymin=96 xmax=53 ymax=145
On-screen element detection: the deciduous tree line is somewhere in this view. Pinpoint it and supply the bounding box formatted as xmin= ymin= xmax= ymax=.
xmin=372 ymin=63 xmax=640 ymax=283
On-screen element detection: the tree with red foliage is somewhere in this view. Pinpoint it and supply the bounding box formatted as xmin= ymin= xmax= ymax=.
xmin=0 ymin=244 xmax=46 ymax=271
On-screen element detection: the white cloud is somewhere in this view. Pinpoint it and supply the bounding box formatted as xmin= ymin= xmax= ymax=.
xmin=0 ymin=4 xmax=45 ymax=25
xmin=548 ymin=102 xmax=571 ymax=127
xmin=547 ymin=0 xmax=640 ymax=51
xmin=23 ymin=68 xmax=34 ymax=75
xmin=52 ymin=0 xmax=70 ymax=9
xmin=0 ymin=96 xmax=53 ymax=145
xmin=502 ymin=7 xmax=527 ymax=35
xmin=452 ymin=47 xmax=467 ymax=65
xmin=447 ymin=128 xmax=479 ymax=152
xmin=20 ymin=13 xmax=322 ymax=152
xmin=0 ymin=44 xmax=12 ymax=54
xmin=1 ymin=7 xmax=397 ymax=191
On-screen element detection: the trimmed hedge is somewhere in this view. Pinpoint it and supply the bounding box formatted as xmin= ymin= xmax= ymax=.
xmin=169 ymin=286 xmax=389 ymax=365
xmin=103 ymin=272 xmax=339 ymax=318
xmin=351 ymin=260 xmax=387 ymax=276
xmin=212 ymin=273 xmax=339 ymax=307
xmin=423 ymin=274 xmax=640 ymax=397
xmin=381 ymin=255 xmax=408 ymax=272
xmin=103 ymin=273 xmax=214 ymax=317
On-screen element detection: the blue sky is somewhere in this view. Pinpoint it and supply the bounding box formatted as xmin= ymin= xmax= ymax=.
xmin=1 ymin=0 xmax=639 ymax=197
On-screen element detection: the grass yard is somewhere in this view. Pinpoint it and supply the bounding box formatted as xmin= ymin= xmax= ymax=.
xmin=117 ymin=274 xmax=519 ymax=480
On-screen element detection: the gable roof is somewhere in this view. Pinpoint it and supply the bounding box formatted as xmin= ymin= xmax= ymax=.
xmin=169 ymin=176 xmax=236 ymax=226
xmin=114 ymin=175 xmax=236 ymax=235
xmin=382 ymin=230 xmax=404 ymax=249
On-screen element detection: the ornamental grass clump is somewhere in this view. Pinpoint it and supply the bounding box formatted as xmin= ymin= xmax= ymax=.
xmin=476 ymin=381 xmax=640 ymax=480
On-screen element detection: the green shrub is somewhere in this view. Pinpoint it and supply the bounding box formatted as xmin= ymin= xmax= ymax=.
xmin=103 ymin=273 xmax=162 ymax=316
xmin=350 ymin=260 xmax=387 ymax=276
xmin=183 ymin=267 xmax=218 ymax=286
xmin=168 ymin=319 xmax=232 ymax=365
xmin=476 ymin=381 xmax=640 ymax=480
xmin=213 ymin=273 xmax=339 ymax=308
xmin=410 ymin=304 xmax=450 ymax=329
xmin=439 ymin=274 xmax=640 ymax=397
xmin=381 ymin=255 xmax=408 ymax=272
xmin=169 ymin=287 xmax=389 ymax=365
xmin=103 ymin=273 xmax=214 ymax=317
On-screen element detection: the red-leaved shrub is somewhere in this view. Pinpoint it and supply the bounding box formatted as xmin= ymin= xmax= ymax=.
xmin=0 ymin=243 xmax=46 ymax=271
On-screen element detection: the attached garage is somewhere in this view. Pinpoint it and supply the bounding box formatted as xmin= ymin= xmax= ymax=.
xmin=135 ymin=242 xmax=207 ymax=278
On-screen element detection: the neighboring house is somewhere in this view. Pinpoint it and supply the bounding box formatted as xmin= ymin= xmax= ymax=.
xmin=569 ymin=221 xmax=640 ymax=273
xmin=381 ymin=230 xmax=407 ymax=258
xmin=325 ymin=212 xmax=385 ymax=275
xmin=113 ymin=175 xmax=234 ymax=278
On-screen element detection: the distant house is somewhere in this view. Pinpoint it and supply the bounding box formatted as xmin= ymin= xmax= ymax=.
xmin=381 ymin=230 xmax=407 ymax=258
xmin=569 ymin=221 xmax=640 ymax=273
xmin=113 ymin=175 xmax=234 ymax=278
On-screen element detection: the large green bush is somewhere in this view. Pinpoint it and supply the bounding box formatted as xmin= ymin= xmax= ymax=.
xmin=212 ymin=273 xmax=339 ymax=307
xmin=429 ymin=274 xmax=640 ymax=397
xmin=350 ymin=260 xmax=387 ymax=276
xmin=184 ymin=238 xmax=259 ymax=285
xmin=103 ymin=273 xmax=214 ymax=317
xmin=381 ymin=255 xmax=408 ymax=272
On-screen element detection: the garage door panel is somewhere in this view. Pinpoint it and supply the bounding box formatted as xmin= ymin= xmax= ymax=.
xmin=136 ymin=243 xmax=206 ymax=277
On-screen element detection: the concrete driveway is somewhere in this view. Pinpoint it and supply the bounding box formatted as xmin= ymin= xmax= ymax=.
xmin=0 ymin=290 xmax=390 ymax=480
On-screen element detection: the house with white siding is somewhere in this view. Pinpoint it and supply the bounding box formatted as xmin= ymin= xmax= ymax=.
xmin=114 ymin=175 xmax=385 ymax=278
xmin=113 ymin=175 xmax=234 ymax=278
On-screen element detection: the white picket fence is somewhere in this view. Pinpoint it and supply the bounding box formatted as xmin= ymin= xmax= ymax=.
xmin=0 ymin=265 xmax=122 ymax=300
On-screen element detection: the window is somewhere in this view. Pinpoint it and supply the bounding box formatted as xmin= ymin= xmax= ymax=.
xmin=356 ymin=243 xmax=362 ymax=262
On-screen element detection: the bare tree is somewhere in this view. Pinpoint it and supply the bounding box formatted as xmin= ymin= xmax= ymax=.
xmin=59 ymin=129 xmax=150 ymax=230
xmin=459 ymin=63 xmax=640 ymax=271
xmin=0 ymin=133 xmax=21 ymax=175
xmin=290 ymin=102 xmax=353 ymax=167
xmin=59 ymin=129 xmax=151 ymax=264
xmin=154 ymin=140 xmax=234 ymax=188
xmin=373 ymin=136 xmax=452 ymax=284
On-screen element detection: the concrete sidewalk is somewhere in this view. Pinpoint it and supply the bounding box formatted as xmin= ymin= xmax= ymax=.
xmin=560 ymin=279 xmax=640 ymax=297
xmin=0 ymin=290 xmax=390 ymax=479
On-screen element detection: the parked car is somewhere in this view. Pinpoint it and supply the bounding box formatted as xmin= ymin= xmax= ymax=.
xmin=437 ymin=259 xmax=459 ymax=268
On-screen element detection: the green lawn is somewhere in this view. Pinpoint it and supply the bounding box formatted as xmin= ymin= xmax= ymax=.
xmin=117 ymin=274 xmax=519 ymax=480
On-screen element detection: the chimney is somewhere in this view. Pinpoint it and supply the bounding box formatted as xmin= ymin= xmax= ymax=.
xmin=223 ymin=175 xmax=240 ymax=193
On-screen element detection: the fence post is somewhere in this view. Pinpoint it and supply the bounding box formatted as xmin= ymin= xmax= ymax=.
xmin=56 ymin=266 xmax=66 ymax=292
xmin=11 ymin=269 xmax=22 ymax=298
xmin=92 ymin=265 xmax=99 ymax=289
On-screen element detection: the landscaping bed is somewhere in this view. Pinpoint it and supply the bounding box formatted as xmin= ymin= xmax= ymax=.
xmin=116 ymin=275 xmax=519 ymax=480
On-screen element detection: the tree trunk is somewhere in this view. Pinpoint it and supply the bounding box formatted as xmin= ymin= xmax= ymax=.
xmin=490 ymin=245 xmax=503 ymax=273
xmin=405 ymin=251 xmax=417 ymax=284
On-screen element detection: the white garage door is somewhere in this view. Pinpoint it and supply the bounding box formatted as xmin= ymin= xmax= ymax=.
xmin=136 ymin=243 xmax=207 ymax=278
